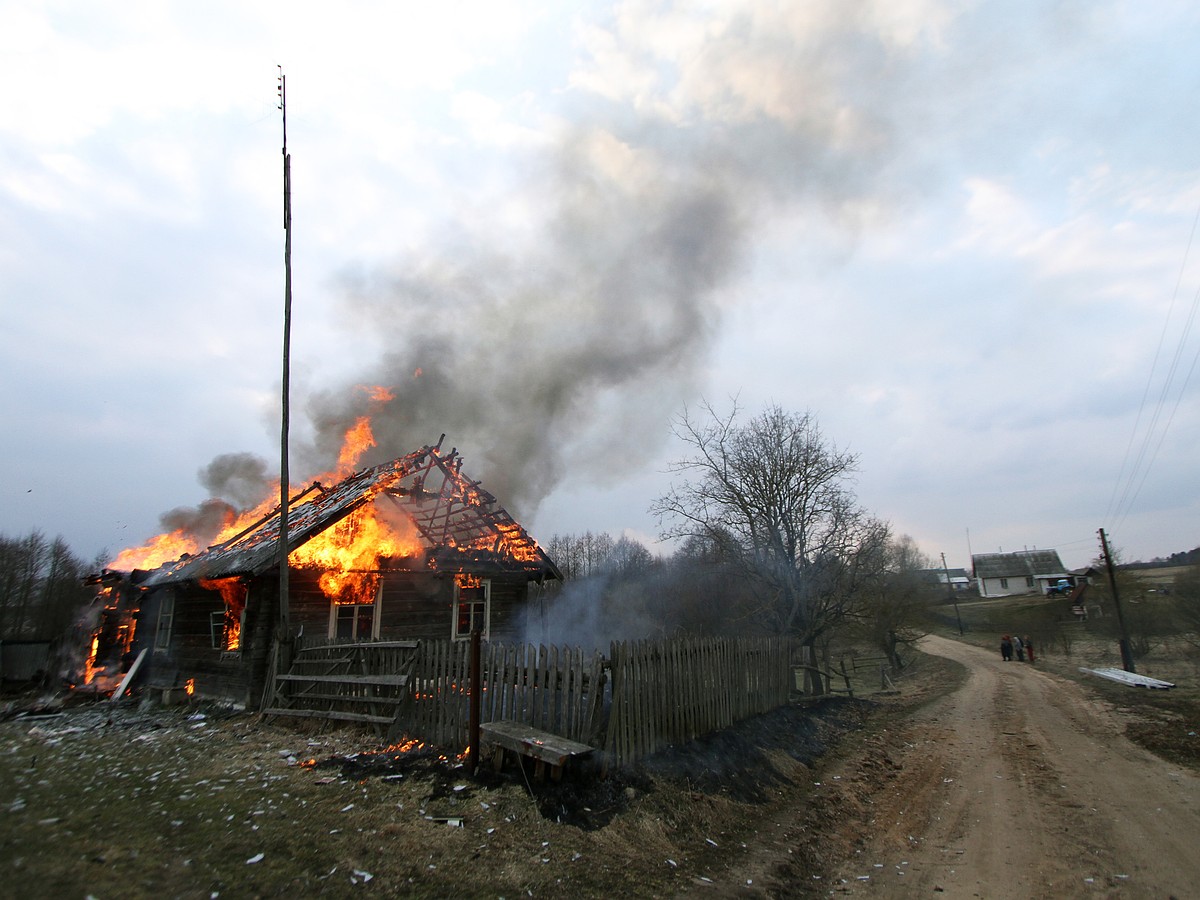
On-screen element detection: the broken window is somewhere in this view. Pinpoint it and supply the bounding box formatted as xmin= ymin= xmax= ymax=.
xmin=452 ymin=575 xmax=490 ymax=641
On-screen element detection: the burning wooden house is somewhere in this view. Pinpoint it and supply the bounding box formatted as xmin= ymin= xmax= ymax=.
xmin=80 ymin=441 xmax=561 ymax=706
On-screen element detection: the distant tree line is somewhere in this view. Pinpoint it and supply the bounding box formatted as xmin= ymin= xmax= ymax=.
xmin=1125 ymin=547 xmax=1200 ymax=569
xmin=0 ymin=530 xmax=99 ymax=641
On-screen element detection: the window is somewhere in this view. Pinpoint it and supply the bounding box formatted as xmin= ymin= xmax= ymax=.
xmin=155 ymin=593 xmax=174 ymax=652
xmin=202 ymin=579 xmax=247 ymax=653
xmin=329 ymin=584 xmax=381 ymax=641
xmin=999 ymin=577 xmax=1009 ymax=589
xmin=452 ymin=576 xmax=490 ymax=640
xmin=1025 ymin=576 xmax=1035 ymax=588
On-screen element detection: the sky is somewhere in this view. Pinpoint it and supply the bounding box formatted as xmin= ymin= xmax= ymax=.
xmin=2 ymin=0 xmax=1199 ymax=573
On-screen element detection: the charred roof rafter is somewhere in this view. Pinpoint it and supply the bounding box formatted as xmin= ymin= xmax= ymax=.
xmin=134 ymin=443 xmax=561 ymax=586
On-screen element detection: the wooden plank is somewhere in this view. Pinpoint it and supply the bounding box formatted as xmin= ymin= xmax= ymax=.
xmin=270 ymin=692 xmax=405 ymax=705
xmin=290 ymin=656 xmax=355 ymax=664
xmin=262 ymin=707 xmax=394 ymax=725
xmin=297 ymin=640 xmax=419 ymax=651
xmin=276 ymin=673 xmax=409 ymax=686
xmin=480 ymin=720 xmax=594 ymax=767
xmin=111 ymin=648 xmax=148 ymax=702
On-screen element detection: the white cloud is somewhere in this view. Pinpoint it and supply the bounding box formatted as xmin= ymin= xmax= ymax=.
xmin=2 ymin=0 xmax=1198 ymax=573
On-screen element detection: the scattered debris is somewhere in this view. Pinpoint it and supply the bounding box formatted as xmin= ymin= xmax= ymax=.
xmin=1079 ymin=668 xmax=1175 ymax=689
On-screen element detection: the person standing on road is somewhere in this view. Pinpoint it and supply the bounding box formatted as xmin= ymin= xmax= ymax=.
xmin=1001 ymin=635 xmax=1013 ymax=661
xmin=1014 ymin=635 xmax=1025 ymax=661
xmin=1024 ymin=636 xmax=1035 ymax=663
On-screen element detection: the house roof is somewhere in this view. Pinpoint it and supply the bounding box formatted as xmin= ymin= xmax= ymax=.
xmin=135 ymin=443 xmax=562 ymax=587
xmin=971 ymin=550 xmax=1067 ymax=580
xmin=917 ymin=568 xmax=970 ymax=583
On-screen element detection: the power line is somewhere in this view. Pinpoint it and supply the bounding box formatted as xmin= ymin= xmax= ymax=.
xmin=1106 ymin=197 xmax=1200 ymax=529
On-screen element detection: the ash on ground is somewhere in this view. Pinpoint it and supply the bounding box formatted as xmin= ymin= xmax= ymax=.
xmin=302 ymin=697 xmax=870 ymax=830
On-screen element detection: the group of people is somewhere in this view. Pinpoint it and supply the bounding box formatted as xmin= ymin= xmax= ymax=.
xmin=1000 ymin=634 xmax=1035 ymax=662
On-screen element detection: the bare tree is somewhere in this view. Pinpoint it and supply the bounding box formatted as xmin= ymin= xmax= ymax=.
xmin=546 ymin=531 xmax=615 ymax=582
xmin=0 ymin=530 xmax=94 ymax=640
xmin=604 ymin=535 xmax=655 ymax=579
xmin=852 ymin=534 xmax=936 ymax=670
xmin=652 ymin=401 xmax=888 ymax=689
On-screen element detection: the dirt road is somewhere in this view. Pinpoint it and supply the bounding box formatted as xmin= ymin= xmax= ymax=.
xmin=825 ymin=635 xmax=1200 ymax=898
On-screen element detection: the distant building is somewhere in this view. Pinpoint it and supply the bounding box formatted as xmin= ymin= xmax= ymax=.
xmin=971 ymin=550 xmax=1069 ymax=598
xmin=917 ymin=568 xmax=972 ymax=592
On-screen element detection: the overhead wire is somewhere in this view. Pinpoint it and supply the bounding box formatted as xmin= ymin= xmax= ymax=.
xmin=1104 ymin=197 xmax=1200 ymax=532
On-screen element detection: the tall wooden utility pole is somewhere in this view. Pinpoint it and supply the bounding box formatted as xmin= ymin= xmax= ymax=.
xmin=278 ymin=66 xmax=292 ymax=633
xmin=1098 ymin=528 xmax=1135 ymax=673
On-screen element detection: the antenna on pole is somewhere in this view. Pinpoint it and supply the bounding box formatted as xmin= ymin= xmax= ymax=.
xmin=278 ymin=65 xmax=292 ymax=634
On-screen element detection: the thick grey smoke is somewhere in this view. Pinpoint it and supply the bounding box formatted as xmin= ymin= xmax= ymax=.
xmin=298 ymin=162 xmax=747 ymax=513
xmin=159 ymin=498 xmax=237 ymax=546
xmin=228 ymin=8 xmax=931 ymax=515
xmin=292 ymin=113 xmax=898 ymax=514
xmin=199 ymin=453 xmax=273 ymax=510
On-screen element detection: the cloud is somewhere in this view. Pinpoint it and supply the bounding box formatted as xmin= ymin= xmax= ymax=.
xmin=2 ymin=0 xmax=1199 ymax=573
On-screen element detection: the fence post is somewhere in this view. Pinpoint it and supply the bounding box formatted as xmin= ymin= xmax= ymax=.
xmin=467 ymin=630 xmax=481 ymax=773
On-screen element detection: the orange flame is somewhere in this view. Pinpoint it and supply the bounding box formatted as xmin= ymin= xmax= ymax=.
xmin=289 ymin=504 xmax=423 ymax=604
xmin=185 ymin=678 xmax=195 ymax=696
xmin=199 ymin=578 xmax=247 ymax=650
xmin=335 ymin=417 xmax=377 ymax=478
xmin=83 ymin=634 xmax=100 ymax=685
xmin=108 ymin=386 xmax=396 ymax=572
xmin=106 ymin=384 xmax=549 ymax=610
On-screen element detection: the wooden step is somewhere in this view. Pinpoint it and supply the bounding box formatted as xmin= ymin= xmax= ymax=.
xmin=289 ymin=656 xmax=355 ymax=665
xmin=273 ymin=691 xmax=405 ymax=705
xmin=276 ymin=673 xmax=409 ymax=686
xmin=295 ymin=640 xmax=418 ymax=654
xmin=262 ymin=707 xmax=394 ymax=726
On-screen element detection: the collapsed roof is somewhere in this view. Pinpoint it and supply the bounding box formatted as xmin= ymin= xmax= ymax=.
xmin=133 ymin=443 xmax=561 ymax=587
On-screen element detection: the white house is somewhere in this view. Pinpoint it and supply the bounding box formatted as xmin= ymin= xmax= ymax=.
xmin=971 ymin=550 xmax=1069 ymax=598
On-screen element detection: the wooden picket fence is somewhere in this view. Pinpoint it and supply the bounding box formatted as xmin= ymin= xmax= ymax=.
xmin=270 ymin=634 xmax=796 ymax=770
xmin=605 ymin=636 xmax=792 ymax=766
xmin=396 ymin=640 xmax=606 ymax=748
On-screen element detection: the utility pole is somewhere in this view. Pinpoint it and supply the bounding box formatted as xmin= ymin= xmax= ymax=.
xmin=1098 ymin=528 xmax=1135 ymax=673
xmin=941 ymin=552 xmax=964 ymax=634
xmin=278 ymin=66 xmax=292 ymax=634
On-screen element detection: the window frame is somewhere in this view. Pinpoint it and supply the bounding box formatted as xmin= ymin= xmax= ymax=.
xmin=451 ymin=578 xmax=491 ymax=641
xmin=327 ymin=583 xmax=382 ymax=641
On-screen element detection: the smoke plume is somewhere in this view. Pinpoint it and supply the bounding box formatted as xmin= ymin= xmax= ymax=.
xmin=223 ymin=7 xmax=922 ymax=516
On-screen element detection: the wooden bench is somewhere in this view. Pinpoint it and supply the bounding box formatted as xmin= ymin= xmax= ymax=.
xmin=479 ymin=720 xmax=594 ymax=781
